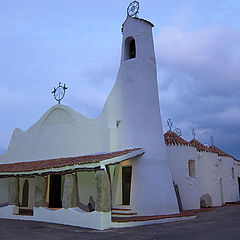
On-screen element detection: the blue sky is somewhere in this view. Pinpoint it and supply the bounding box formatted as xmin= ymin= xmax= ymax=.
xmin=1 ymin=0 xmax=240 ymax=158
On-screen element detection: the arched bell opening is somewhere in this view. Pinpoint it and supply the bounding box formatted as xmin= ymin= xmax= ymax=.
xmin=124 ymin=37 xmax=136 ymax=60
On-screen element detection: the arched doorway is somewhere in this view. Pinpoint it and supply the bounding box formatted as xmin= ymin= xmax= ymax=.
xmin=22 ymin=179 xmax=29 ymax=207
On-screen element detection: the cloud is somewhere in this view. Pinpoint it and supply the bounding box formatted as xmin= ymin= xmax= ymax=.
xmin=155 ymin=25 xmax=240 ymax=158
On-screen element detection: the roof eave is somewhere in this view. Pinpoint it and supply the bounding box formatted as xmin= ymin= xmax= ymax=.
xmin=0 ymin=148 xmax=145 ymax=177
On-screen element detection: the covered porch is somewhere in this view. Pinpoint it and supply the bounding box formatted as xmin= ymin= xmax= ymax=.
xmin=0 ymin=148 xmax=144 ymax=230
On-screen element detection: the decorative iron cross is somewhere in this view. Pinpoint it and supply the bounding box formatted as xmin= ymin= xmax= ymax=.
xmin=167 ymin=119 xmax=173 ymax=131
xmin=52 ymin=82 xmax=68 ymax=104
xmin=127 ymin=1 xmax=139 ymax=17
xmin=210 ymin=136 xmax=214 ymax=146
xmin=167 ymin=118 xmax=182 ymax=136
xmin=192 ymin=129 xmax=196 ymax=139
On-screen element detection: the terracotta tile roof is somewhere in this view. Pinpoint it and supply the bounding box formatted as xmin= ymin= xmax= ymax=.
xmin=189 ymin=139 xmax=211 ymax=152
xmin=164 ymin=131 xmax=190 ymax=146
xmin=208 ymin=145 xmax=234 ymax=158
xmin=0 ymin=148 xmax=143 ymax=174
xmin=135 ymin=17 xmax=154 ymax=27
xmin=122 ymin=17 xmax=154 ymax=33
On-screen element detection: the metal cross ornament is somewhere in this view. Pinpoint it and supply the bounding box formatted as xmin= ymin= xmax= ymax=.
xmin=52 ymin=82 xmax=67 ymax=104
xmin=167 ymin=119 xmax=173 ymax=131
xmin=167 ymin=118 xmax=182 ymax=137
xmin=127 ymin=1 xmax=139 ymax=17
xmin=210 ymin=136 xmax=214 ymax=146
xmin=192 ymin=129 xmax=196 ymax=139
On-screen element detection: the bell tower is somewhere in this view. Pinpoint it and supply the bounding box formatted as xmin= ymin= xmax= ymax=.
xmin=102 ymin=2 xmax=179 ymax=215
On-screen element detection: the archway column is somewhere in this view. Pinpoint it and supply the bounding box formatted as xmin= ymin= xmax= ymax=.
xmin=62 ymin=174 xmax=78 ymax=208
xmin=94 ymin=170 xmax=111 ymax=212
xmin=8 ymin=177 xmax=19 ymax=206
xmin=35 ymin=176 xmax=47 ymax=207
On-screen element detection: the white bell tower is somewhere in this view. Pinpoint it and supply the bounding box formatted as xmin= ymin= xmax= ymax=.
xmin=102 ymin=3 xmax=179 ymax=215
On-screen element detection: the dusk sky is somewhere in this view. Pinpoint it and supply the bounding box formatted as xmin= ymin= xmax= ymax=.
xmin=1 ymin=0 xmax=240 ymax=158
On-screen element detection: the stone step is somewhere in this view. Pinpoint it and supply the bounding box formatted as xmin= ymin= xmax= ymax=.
xmin=111 ymin=212 xmax=137 ymax=217
xmin=112 ymin=211 xmax=196 ymax=223
xmin=112 ymin=208 xmax=132 ymax=212
xmin=19 ymin=207 xmax=33 ymax=216
xmin=112 ymin=205 xmax=131 ymax=209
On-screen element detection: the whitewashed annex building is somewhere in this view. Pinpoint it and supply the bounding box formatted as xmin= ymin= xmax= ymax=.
xmin=0 ymin=1 xmax=239 ymax=230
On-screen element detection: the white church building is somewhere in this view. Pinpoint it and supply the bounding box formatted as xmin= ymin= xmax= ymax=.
xmin=164 ymin=130 xmax=240 ymax=211
xmin=0 ymin=1 xmax=239 ymax=230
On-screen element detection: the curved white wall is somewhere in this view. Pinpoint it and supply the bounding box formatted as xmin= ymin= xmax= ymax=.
xmin=166 ymin=145 xmax=200 ymax=210
xmin=101 ymin=17 xmax=179 ymax=215
xmin=220 ymin=156 xmax=239 ymax=202
xmin=198 ymin=152 xmax=223 ymax=206
xmin=0 ymin=105 xmax=110 ymax=163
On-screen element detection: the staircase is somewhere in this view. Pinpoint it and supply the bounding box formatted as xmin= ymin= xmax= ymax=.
xmin=111 ymin=205 xmax=137 ymax=220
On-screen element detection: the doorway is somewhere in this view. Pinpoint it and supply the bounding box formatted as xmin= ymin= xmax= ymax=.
xmin=49 ymin=175 xmax=62 ymax=208
xmin=122 ymin=166 xmax=132 ymax=205
xmin=238 ymin=178 xmax=240 ymax=199
xmin=22 ymin=179 xmax=29 ymax=207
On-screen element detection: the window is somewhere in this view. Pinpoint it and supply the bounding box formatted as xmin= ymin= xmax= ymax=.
xmin=188 ymin=160 xmax=196 ymax=178
xmin=232 ymin=167 xmax=235 ymax=180
xmin=124 ymin=37 xmax=136 ymax=60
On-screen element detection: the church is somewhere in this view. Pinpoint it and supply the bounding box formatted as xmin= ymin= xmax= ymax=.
xmin=0 ymin=1 xmax=239 ymax=230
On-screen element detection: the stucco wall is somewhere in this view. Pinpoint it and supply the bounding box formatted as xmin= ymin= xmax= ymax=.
xmin=166 ymin=145 xmax=200 ymax=210
xmin=100 ymin=16 xmax=179 ymax=215
xmin=234 ymin=162 xmax=240 ymax=199
xmin=198 ymin=152 xmax=223 ymax=206
xmin=0 ymin=106 xmax=110 ymax=164
xmin=77 ymin=172 xmax=97 ymax=205
xmin=0 ymin=206 xmax=112 ymax=230
xmin=0 ymin=179 xmax=9 ymax=204
xmin=110 ymin=165 xmax=122 ymax=206
xmin=220 ymin=156 xmax=239 ymax=202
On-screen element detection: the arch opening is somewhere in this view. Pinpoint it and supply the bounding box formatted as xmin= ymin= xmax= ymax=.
xmin=22 ymin=179 xmax=29 ymax=207
xmin=124 ymin=37 xmax=136 ymax=60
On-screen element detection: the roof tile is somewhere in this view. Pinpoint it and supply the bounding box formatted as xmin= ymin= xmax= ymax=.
xmin=164 ymin=131 xmax=189 ymax=146
xmin=208 ymin=145 xmax=234 ymax=158
xmin=189 ymin=139 xmax=211 ymax=152
xmin=0 ymin=148 xmax=142 ymax=173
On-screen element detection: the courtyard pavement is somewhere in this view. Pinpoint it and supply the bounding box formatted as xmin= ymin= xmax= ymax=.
xmin=0 ymin=204 xmax=240 ymax=240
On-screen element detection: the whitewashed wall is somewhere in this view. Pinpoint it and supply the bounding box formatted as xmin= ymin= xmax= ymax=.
xmin=166 ymin=145 xmax=200 ymax=210
xmin=100 ymin=16 xmax=179 ymax=215
xmin=234 ymin=161 xmax=240 ymax=200
xmin=110 ymin=165 xmax=122 ymax=206
xmin=0 ymin=105 xmax=110 ymax=164
xmin=220 ymin=156 xmax=239 ymax=202
xmin=198 ymin=152 xmax=223 ymax=206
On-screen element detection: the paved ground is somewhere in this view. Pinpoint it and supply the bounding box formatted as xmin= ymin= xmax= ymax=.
xmin=0 ymin=205 xmax=240 ymax=240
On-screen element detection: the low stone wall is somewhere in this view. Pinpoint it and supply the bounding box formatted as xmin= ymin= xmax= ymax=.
xmin=0 ymin=206 xmax=112 ymax=230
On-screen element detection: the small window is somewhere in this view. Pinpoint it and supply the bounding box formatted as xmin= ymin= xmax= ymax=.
xmin=188 ymin=160 xmax=196 ymax=178
xmin=232 ymin=167 xmax=235 ymax=180
xmin=124 ymin=37 xmax=136 ymax=60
